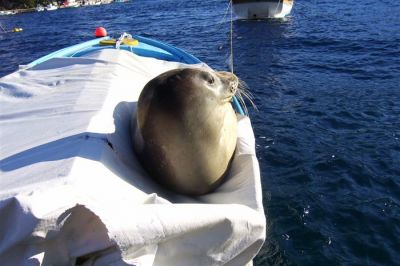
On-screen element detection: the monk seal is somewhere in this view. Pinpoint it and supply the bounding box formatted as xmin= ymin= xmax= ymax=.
xmin=132 ymin=67 xmax=239 ymax=196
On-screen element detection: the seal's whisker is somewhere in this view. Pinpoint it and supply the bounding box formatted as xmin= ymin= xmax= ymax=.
xmin=235 ymin=79 xmax=258 ymax=113
xmin=239 ymin=85 xmax=254 ymax=100
xmin=238 ymin=80 xmax=256 ymax=101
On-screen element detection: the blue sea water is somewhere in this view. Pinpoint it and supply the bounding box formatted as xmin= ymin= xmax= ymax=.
xmin=1 ymin=0 xmax=399 ymax=265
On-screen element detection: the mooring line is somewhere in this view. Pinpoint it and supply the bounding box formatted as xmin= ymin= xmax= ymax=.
xmin=229 ymin=0 xmax=234 ymax=73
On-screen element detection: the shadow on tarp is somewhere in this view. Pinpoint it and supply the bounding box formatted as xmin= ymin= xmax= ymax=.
xmin=0 ymin=101 xmax=170 ymax=197
xmin=36 ymin=205 xmax=123 ymax=266
xmin=0 ymin=101 xmax=184 ymax=264
xmin=0 ymin=199 xmax=126 ymax=265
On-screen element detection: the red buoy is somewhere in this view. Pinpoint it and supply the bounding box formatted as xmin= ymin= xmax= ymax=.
xmin=95 ymin=27 xmax=107 ymax=38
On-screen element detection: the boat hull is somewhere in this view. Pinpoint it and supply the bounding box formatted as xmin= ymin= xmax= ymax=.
xmin=0 ymin=34 xmax=266 ymax=265
xmin=232 ymin=0 xmax=293 ymax=19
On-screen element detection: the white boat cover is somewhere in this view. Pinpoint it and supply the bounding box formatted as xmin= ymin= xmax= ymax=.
xmin=0 ymin=49 xmax=266 ymax=265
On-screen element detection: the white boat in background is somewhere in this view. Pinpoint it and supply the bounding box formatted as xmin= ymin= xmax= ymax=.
xmin=35 ymin=5 xmax=45 ymax=11
xmin=45 ymin=4 xmax=58 ymax=11
xmin=0 ymin=10 xmax=16 ymax=15
xmin=62 ymin=0 xmax=80 ymax=8
xmin=232 ymin=0 xmax=294 ymax=19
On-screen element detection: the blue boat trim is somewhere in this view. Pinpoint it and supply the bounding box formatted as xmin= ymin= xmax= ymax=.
xmin=26 ymin=35 xmax=245 ymax=115
xmin=134 ymin=35 xmax=201 ymax=64
xmin=232 ymin=96 xmax=245 ymax=115
xmin=26 ymin=37 xmax=109 ymax=68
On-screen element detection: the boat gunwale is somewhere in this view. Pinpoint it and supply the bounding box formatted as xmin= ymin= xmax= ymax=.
xmin=25 ymin=35 xmax=245 ymax=115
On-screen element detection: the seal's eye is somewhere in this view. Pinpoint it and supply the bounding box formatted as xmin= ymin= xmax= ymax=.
xmin=201 ymin=72 xmax=215 ymax=85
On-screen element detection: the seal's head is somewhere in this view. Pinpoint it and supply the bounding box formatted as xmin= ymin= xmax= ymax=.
xmin=133 ymin=67 xmax=239 ymax=196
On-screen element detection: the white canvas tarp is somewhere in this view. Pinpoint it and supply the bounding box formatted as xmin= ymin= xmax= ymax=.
xmin=0 ymin=49 xmax=266 ymax=265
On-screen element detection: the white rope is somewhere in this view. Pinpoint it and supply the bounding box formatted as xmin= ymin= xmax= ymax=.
xmin=116 ymin=32 xmax=132 ymax=49
xmin=229 ymin=0 xmax=234 ymax=73
xmin=217 ymin=0 xmax=232 ymax=28
xmin=273 ymin=0 xmax=283 ymax=17
xmin=0 ymin=23 xmax=6 ymax=33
